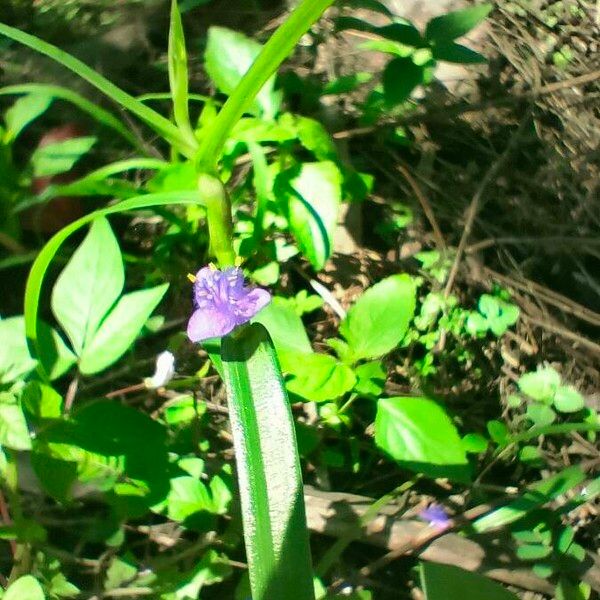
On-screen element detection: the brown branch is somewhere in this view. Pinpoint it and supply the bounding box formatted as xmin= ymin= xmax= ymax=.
xmin=304 ymin=486 xmax=600 ymax=595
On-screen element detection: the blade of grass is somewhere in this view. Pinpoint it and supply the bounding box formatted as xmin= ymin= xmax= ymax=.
xmin=168 ymin=0 xmax=197 ymax=148
xmin=0 ymin=24 xmax=196 ymax=156
xmin=34 ymin=158 xmax=168 ymax=202
xmin=196 ymin=0 xmax=335 ymax=171
xmin=221 ymin=323 xmax=315 ymax=600
xmin=472 ymin=466 xmax=585 ymax=533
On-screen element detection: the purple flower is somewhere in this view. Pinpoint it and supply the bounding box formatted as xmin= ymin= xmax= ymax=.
xmin=419 ymin=504 xmax=451 ymax=528
xmin=187 ymin=266 xmax=271 ymax=343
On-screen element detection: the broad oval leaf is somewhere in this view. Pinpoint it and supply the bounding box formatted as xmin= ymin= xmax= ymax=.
xmin=277 ymin=161 xmax=342 ymax=271
xmin=51 ymin=217 xmax=124 ymax=356
xmin=0 ymin=316 xmax=74 ymax=383
xmin=4 ymin=575 xmax=46 ymax=600
xmin=166 ymin=476 xmax=213 ymax=523
xmin=285 ymin=352 xmax=356 ymax=402
xmin=383 ymin=57 xmax=425 ymax=105
xmin=425 ymin=4 xmax=492 ymax=43
xmin=204 ymin=26 xmax=281 ymax=119
xmin=0 ymin=395 xmax=32 ymax=451
xmin=0 ymin=316 xmax=38 ymax=384
xmin=79 ymin=284 xmax=169 ymax=375
xmin=553 ymin=385 xmax=585 ymax=414
xmin=4 ymin=93 xmax=52 ymax=142
xmin=253 ymin=301 xmax=312 ymax=361
xmin=375 ymin=396 xmax=469 ymax=481
xmin=518 ymin=367 xmax=561 ymax=403
xmin=340 ymin=274 xmax=416 ymax=361
xmin=31 ymin=136 xmax=96 ymax=178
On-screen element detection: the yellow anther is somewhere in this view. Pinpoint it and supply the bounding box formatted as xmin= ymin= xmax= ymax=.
xmin=234 ymin=256 xmax=244 ymax=267
xmin=187 ymin=273 xmax=196 ymax=283
xmin=208 ymin=262 xmax=218 ymax=271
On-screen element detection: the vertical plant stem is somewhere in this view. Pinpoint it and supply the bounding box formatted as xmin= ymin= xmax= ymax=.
xmin=198 ymin=173 xmax=236 ymax=267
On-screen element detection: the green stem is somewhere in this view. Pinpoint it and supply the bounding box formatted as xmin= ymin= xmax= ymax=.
xmin=196 ymin=0 xmax=335 ymax=172
xmin=198 ymin=173 xmax=236 ymax=267
xmin=509 ymin=422 xmax=600 ymax=445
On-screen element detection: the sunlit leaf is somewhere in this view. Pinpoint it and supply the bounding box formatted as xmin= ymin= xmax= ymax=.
xmin=51 ymin=218 xmax=124 ymax=355
xmin=375 ymin=396 xmax=469 ymax=481
xmin=340 ymin=274 xmax=417 ymax=361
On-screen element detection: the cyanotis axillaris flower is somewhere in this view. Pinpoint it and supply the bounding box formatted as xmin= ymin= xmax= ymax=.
xmin=186 ymin=266 xmax=271 ymax=342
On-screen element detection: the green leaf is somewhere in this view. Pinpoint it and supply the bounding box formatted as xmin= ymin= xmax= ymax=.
xmin=78 ymin=284 xmax=169 ymax=374
xmin=376 ymin=23 xmax=424 ymax=47
xmin=166 ymin=476 xmax=213 ymax=523
xmin=4 ymin=93 xmax=52 ymax=142
xmin=31 ymin=136 xmax=97 ymax=178
xmin=354 ymin=361 xmax=386 ymax=396
xmin=526 ymin=403 xmax=556 ymax=427
xmin=253 ymin=300 xmax=312 ymax=362
xmin=295 ymin=116 xmax=337 ymax=160
xmin=0 ymin=23 xmax=194 ymax=156
xmin=432 ymin=42 xmax=487 ymax=64
xmin=518 ymin=445 xmax=544 ymax=466
xmin=462 ymin=433 xmax=488 ymax=454
xmin=339 ymin=274 xmax=417 ymax=361
xmin=553 ymin=385 xmax=585 ymax=414
xmin=173 ymin=549 xmax=232 ymax=599
xmin=518 ymin=367 xmax=561 ymax=403
xmin=285 ymin=352 xmax=356 ymax=402
xmin=204 ymin=27 xmax=281 ymax=119
xmin=473 ymin=466 xmax=585 ymax=533
xmin=516 ymin=543 xmax=552 ymax=561
xmin=425 ymin=4 xmax=492 ymax=43
xmin=486 ymin=419 xmax=510 ymax=446
xmin=277 ymin=161 xmax=342 ymax=270
xmin=0 ymin=316 xmax=38 ymax=384
xmin=105 ymin=556 xmax=138 ymax=591
xmin=24 ymin=191 xmax=203 ymax=371
xmin=22 ymin=382 xmax=63 ymax=419
xmin=383 ymin=57 xmax=425 ymax=105
xmin=3 ymin=575 xmax=46 ymax=600
xmin=51 ymin=218 xmax=124 ymax=356
xmin=221 ymin=323 xmax=314 ymax=600
xmin=0 ymin=316 xmax=75 ymax=382
xmin=196 ymin=0 xmax=335 ymax=171
xmin=0 ymin=84 xmax=138 ymax=147
xmin=420 ymin=562 xmax=518 ymax=600
xmin=375 ymin=396 xmax=469 ymax=481
xmin=0 ymin=395 xmax=32 ymax=451
xmin=168 ymin=0 xmax=196 ymax=146
xmin=33 ymin=400 xmax=170 ymax=511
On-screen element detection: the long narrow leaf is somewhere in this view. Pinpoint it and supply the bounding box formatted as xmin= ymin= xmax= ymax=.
xmin=221 ymin=324 xmax=314 ymax=600
xmin=24 ymin=191 xmax=202 ymax=366
xmin=0 ymin=24 xmax=195 ymax=156
xmin=196 ymin=0 xmax=335 ymax=170
xmin=168 ymin=0 xmax=196 ymax=146
xmin=0 ymin=84 xmax=139 ymax=147
xmin=35 ymin=158 xmax=168 ymax=202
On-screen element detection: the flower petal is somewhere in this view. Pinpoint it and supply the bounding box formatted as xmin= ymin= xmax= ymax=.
xmin=235 ymin=288 xmax=272 ymax=321
xmin=187 ymin=307 xmax=237 ymax=342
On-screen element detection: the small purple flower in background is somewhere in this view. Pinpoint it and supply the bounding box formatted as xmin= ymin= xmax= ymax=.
xmin=419 ymin=504 xmax=451 ymax=528
xmin=187 ymin=266 xmax=271 ymax=343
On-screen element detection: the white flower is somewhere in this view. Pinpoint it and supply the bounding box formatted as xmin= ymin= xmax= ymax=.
xmin=145 ymin=351 xmax=176 ymax=389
